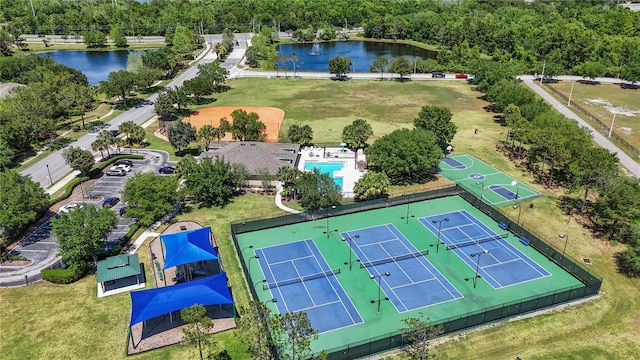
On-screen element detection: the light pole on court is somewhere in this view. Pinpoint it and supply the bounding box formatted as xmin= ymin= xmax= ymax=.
xmin=513 ymin=205 xmax=522 ymax=229
xmin=465 ymin=250 xmax=489 ymax=288
xmin=559 ymin=234 xmax=569 ymax=264
xmin=322 ymin=206 xmax=338 ymax=238
xmin=370 ymin=272 xmax=390 ymax=312
xmin=431 ymin=218 xmax=449 ymax=252
xmin=248 ymin=255 xmax=260 ymax=275
xmin=253 ymin=279 xmax=267 ymax=292
xmin=342 ymin=234 xmax=360 ymax=270
xmin=401 ymin=192 xmax=416 ymax=224
xmin=511 ymin=180 xmax=519 ymax=200
xmin=476 ymin=181 xmax=485 ymax=201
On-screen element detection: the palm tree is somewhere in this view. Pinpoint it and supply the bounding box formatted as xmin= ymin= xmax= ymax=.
xmin=215 ymin=42 xmax=227 ymax=59
xmin=198 ymin=125 xmax=216 ymax=147
xmin=119 ymin=121 xmax=137 ymax=148
xmin=91 ymin=138 xmax=107 ymax=160
xmin=96 ymin=130 xmax=116 ymax=157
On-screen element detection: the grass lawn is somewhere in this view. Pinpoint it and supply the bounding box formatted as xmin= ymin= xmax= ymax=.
xmin=547 ymin=82 xmax=640 ymax=154
xmin=2 ymin=78 xmax=639 ymax=359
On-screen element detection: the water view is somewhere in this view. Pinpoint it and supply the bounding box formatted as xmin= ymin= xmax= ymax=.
xmin=38 ymin=50 xmax=135 ymax=85
xmin=277 ymin=40 xmax=436 ymax=73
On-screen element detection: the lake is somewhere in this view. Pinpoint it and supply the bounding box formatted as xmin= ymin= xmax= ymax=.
xmin=38 ymin=50 xmax=135 ymax=85
xmin=277 ymin=40 xmax=437 ymax=73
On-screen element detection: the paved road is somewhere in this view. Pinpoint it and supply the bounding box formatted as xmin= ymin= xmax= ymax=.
xmin=521 ymin=76 xmax=639 ymax=177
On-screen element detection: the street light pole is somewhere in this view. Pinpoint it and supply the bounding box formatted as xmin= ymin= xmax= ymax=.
xmin=466 ymin=250 xmax=489 ymax=288
xmin=568 ymin=80 xmax=575 ymax=106
xmin=511 ymin=180 xmax=519 ymax=200
xmin=513 ymin=205 xmax=522 ymax=228
xmin=608 ymin=111 xmax=617 ymax=138
xmin=342 ymin=234 xmax=360 ymax=270
xmin=322 ymin=206 xmax=337 ymax=238
xmin=46 ymin=164 xmax=53 ymax=186
xmin=370 ymin=272 xmax=390 ymax=312
xmin=431 ymin=218 xmax=449 ymax=252
xmin=476 ymin=181 xmax=485 ymax=201
xmin=559 ymin=234 xmax=569 ymax=264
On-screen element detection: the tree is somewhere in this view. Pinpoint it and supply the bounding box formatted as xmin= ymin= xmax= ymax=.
xmin=413 ymin=106 xmax=457 ymax=151
xmin=183 ymin=76 xmax=214 ymax=101
xmin=180 ymin=304 xmax=216 ymax=360
xmin=290 ymin=52 xmax=300 ymax=78
xmin=620 ymin=64 xmax=640 ymax=85
xmin=295 ymin=169 xmax=342 ymax=211
xmin=389 ymin=56 xmax=412 ymax=80
xmin=366 ymin=129 xmax=443 ymax=185
xmin=370 ymin=56 xmax=389 ymax=79
xmin=196 ymin=62 xmax=229 ymax=93
xmin=62 ymin=146 xmax=95 ymax=176
xmin=238 ymin=300 xmax=275 ymax=360
xmin=342 ymin=119 xmax=373 ymax=149
xmin=109 ymin=25 xmax=128 ymax=48
xmin=155 ymin=92 xmax=178 ymax=121
xmin=96 ymin=130 xmax=117 ymax=157
xmin=354 ymin=171 xmax=390 ymax=201
xmin=328 ymin=56 xmax=351 ymax=78
xmin=52 ymin=205 xmax=117 ymax=266
xmin=0 ymin=29 xmax=13 ymax=56
xmin=287 ymin=124 xmax=313 ymax=146
xmin=167 ymin=121 xmax=197 ymax=155
xmin=198 ymin=125 xmax=216 ymax=147
xmin=230 ymin=109 xmax=266 ymax=141
xmin=617 ymin=243 xmax=640 ymax=278
xmin=567 ymin=146 xmax=618 ymax=213
xmin=592 ymin=176 xmax=640 ymax=242
xmin=0 ymin=138 xmax=15 ymax=170
xmin=179 ymin=156 xmax=244 ymax=207
xmin=270 ymin=311 xmax=318 ymax=360
xmin=172 ymin=25 xmax=197 ymax=58
xmin=82 ymin=30 xmax=107 ymax=48
xmin=119 ymin=121 xmax=145 ymax=148
xmin=0 ymin=171 xmax=49 ymax=242
xmin=99 ymin=70 xmax=138 ymax=105
xmin=574 ymin=61 xmax=606 ymax=81
xmin=400 ymin=312 xmax=443 ymax=360
xmin=122 ymin=173 xmax=179 ymax=227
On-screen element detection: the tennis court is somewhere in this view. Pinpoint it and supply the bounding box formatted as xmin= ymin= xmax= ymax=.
xmin=342 ymin=224 xmax=462 ymax=312
xmin=419 ymin=210 xmax=550 ymax=288
xmin=236 ymin=195 xmax=585 ymax=356
xmin=255 ymin=239 xmax=363 ymax=333
xmin=439 ymin=154 xmax=541 ymax=206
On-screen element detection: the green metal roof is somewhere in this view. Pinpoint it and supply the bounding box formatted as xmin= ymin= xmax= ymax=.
xmin=97 ymin=254 xmax=141 ymax=283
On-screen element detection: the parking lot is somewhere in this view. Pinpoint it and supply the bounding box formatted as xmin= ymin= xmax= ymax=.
xmin=1 ymin=150 xmax=174 ymax=287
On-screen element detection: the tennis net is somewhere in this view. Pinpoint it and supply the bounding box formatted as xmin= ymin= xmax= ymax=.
xmin=360 ymin=250 xmax=430 ymax=268
xmin=446 ymin=233 xmax=508 ymax=251
xmin=264 ymin=268 xmax=341 ymax=289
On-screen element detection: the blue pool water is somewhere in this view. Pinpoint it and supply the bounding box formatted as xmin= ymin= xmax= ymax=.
xmin=304 ymin=162 xmax=344 ymax=189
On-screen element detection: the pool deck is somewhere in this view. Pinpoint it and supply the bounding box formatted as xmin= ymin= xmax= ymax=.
xmin=298 ymin=146 xmax=365 ymax=196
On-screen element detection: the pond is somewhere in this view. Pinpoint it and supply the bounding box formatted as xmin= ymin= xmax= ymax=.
xmin=38 ymin=50 xmax=137 ymax=85
xmin=277 ymin=40 xmax=437 ymax=73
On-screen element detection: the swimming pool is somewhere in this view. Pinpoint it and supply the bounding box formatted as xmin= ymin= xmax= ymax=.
xmin=304 ymin=161 xmax=345 ymax=189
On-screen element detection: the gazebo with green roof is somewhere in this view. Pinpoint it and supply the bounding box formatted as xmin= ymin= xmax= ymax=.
xmin=97 ymin=254 xmax=142 ymax=293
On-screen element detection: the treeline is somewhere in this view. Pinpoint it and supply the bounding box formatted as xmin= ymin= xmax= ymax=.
xmin=2 ymin=1 xmax=640 ymax=79
xmin=469 ymin=59 xmax=640 ymax=275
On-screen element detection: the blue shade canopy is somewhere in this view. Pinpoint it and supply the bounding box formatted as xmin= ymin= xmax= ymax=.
xmin=160 ymin=227 xmax=218 ymax=269
xmin=129 ymin=273 xmax=233 ymax=327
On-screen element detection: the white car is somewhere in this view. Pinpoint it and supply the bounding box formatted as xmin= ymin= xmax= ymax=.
xmin=113 ymin=164 xmax=132 ymax=172
xmin=58 ymin=203 xmax=84 ymax=214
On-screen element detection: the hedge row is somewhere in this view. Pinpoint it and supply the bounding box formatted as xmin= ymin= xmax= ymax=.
xmin=41 ymin=262 xmax=87 ymax=284
xmin=108 ymin=223 xmax=140 ymax=256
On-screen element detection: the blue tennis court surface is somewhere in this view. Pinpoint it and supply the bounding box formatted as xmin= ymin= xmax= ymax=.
xmin=489 ymin=185 xmax=520 ymax=201
xmin=256 ymin=240 xmax=363 ymax=333
xmin=342 ymin=224 xmax=463 ymax=312
xmin=420 ymin=211 xmax=550 ymax=288
xmin=441 ymin=157 xmax=466 ymax=169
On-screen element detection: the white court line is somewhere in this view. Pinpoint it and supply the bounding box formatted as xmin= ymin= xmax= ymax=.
xmin=267 ymin=254 xmax=314 ymax=266
xmin=258 ymin=249 xmax=290 ymax=313
xmin=482 ymin=258 xmax=520 ymax=269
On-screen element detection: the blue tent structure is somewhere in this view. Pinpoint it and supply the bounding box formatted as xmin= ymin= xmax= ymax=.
xmin=128 ymin=273 xmax=234 ymax=348
xmin=160 ymin=226 xmax=218 ymax=270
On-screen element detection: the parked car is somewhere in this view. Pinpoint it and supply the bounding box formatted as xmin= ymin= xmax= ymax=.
xmin=114 ymin=159 xmax=133 ymax=167
xmin=102 ymin=197 xmax=120 ymax=208
xmin=58 ymin=203 xmax=84 ymax=214
xmin=432 ymin=71 xmax=446 ymax=78
xmin=108 ymin=129 xmax=119 ymax=137
xmin=158 ymin=166 xmax=176 ymax=174
xmin=455 ymin=73 xmax=468 ymax=79
xmin=106 ymin=168 xmax=126 ymax=176
xmin=114 ymin=164 xmax=132 ymax=172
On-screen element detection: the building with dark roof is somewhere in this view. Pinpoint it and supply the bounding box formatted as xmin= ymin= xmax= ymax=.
xmin=200 ymin=141 xmax=300 ymax=175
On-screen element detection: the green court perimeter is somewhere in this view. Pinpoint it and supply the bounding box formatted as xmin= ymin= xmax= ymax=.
xmin=439 ymin=154 xmax=541 ymax=206
xmin=235 ymin=195 xmax=582 ymax=355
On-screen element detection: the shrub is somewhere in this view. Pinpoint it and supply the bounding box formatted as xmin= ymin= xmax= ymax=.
xmin=109 ymin=223 xmax=140 ymax=256
xmin=41 ymin=262 xmax=87 ymax=284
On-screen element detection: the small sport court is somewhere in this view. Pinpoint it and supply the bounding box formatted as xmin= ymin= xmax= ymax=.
xmin=439 ymin=154 xmax=541 ymax=206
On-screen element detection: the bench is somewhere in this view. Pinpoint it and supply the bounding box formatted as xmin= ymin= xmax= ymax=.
xmin=519 ymin=237 xmax=530 ymax=246
xmin=498 ymin=222 xmax=508 ymax=231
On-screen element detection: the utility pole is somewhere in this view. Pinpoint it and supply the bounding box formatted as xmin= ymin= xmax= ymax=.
xmin=539 ymin=59 xmax=546 ymax=85
xmin=30 ymin=0 xmax=36 ymax=18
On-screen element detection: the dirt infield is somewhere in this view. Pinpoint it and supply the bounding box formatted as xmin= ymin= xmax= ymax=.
xmin=183 ymin=106 xmax=285 ymax=142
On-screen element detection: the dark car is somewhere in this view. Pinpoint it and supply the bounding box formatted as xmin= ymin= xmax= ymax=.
xmin=106 ymin=168 xmax=126 ymax=176
xmin=432 ymin=71 xmax=446 ymax=78
xmin=114 ymin=159 xmax=133 ymax=167
xmin=102 ymin=197 xmax=120 ymax=208
xmin=158 ymin=166 xmax=176 ymax=174
xmin=108 ymin=129 xmax=119 ymax=137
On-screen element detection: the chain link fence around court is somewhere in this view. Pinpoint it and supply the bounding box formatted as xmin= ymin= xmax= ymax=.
xmin=230 ymin=185 xmax=602 ymax=360
xmin=543 ymin=84 xmax=640 ymax=159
